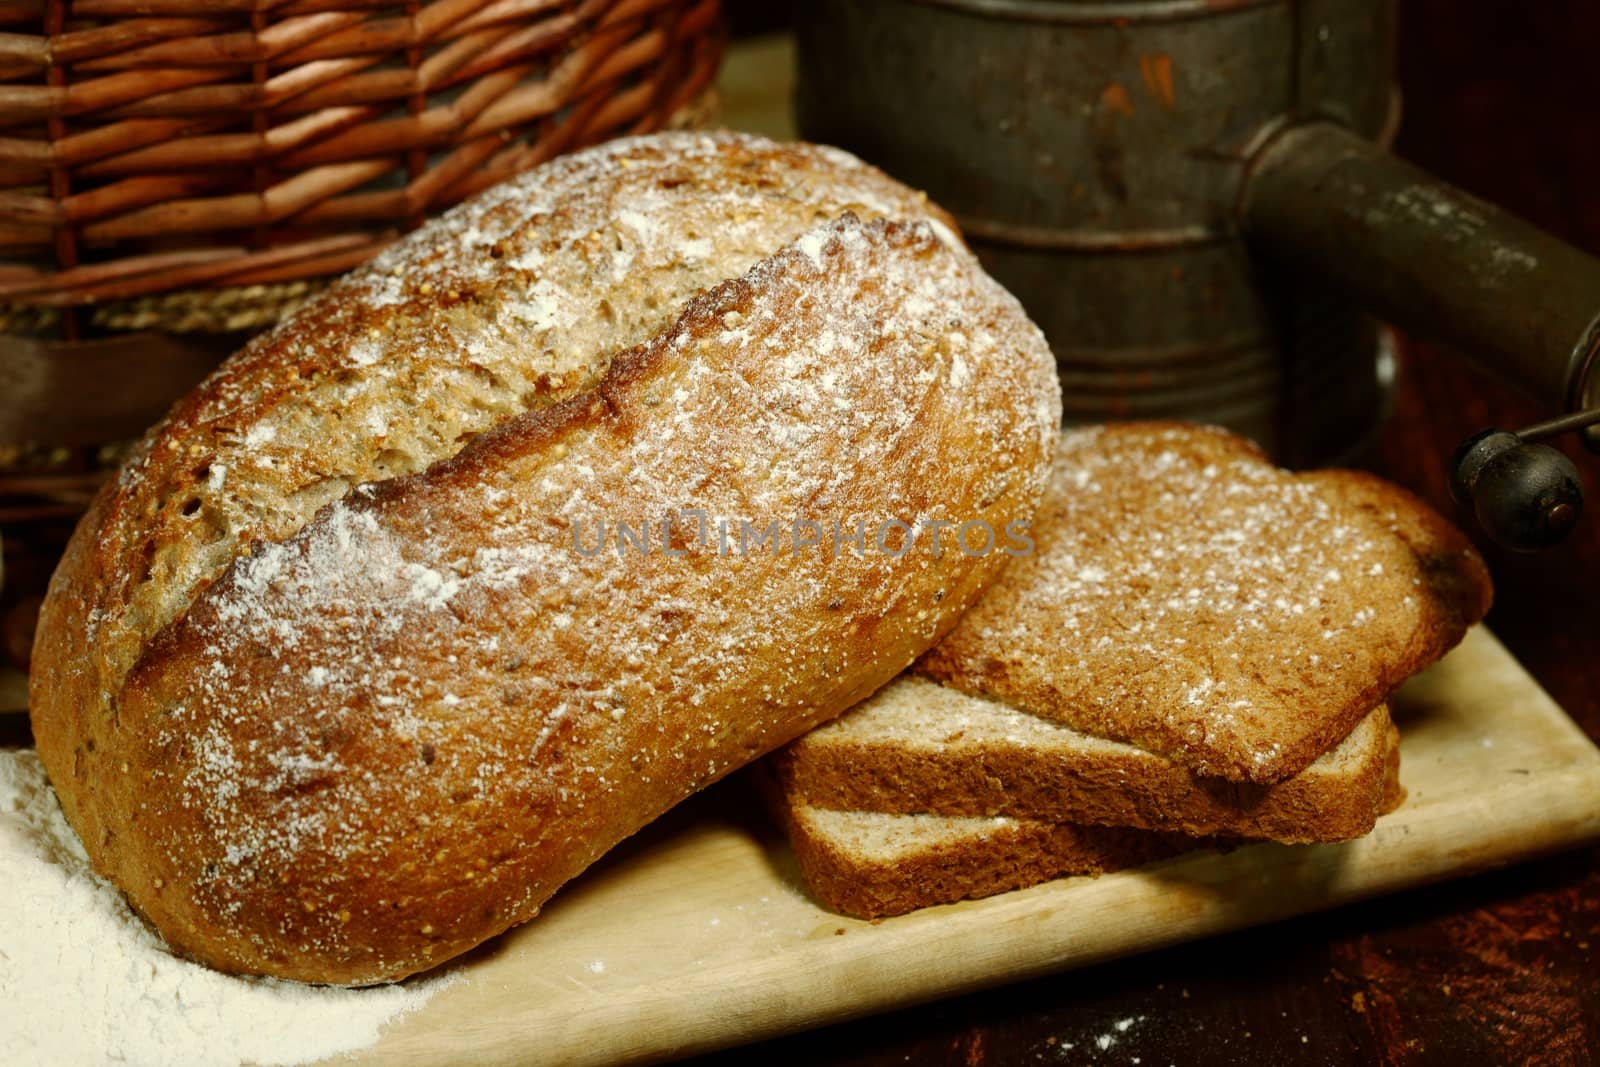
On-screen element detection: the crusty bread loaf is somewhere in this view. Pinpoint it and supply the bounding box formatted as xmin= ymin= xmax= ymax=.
xmin=29 ymin=133 xmax=1062 ymax=985
xmin=772 ymin=677 xmax=1400 ymax=843
xmin=918 ymin=423 xmax=1491 ymax=784
xmin=757 ymin=765 xmax=1205 ymax=920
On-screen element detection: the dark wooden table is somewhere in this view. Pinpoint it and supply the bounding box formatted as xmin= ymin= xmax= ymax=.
xmin=686 ymin=3 xmax=1600 ymax=1065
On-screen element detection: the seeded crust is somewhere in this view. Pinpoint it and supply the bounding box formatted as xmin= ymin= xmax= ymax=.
xmin=33 ymin=133 xmax=963 ymax=924
xmin=917 ymin=424 xmax=1492 ymax=784
xmin=756 ymin=766 xmax=1205 ymax=920
xmin=30 ymin=138 xmax=1062 ymax=985
xmin=33 ymin=132 xmax=961 ymax=861
xmin=772 ymin=676 xmax=1400 ymax=843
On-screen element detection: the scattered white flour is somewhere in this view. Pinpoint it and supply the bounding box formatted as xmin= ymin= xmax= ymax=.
xmin=1094 ymin=1015 xmax=1143 ymax=1051
xmin=0 ymin=749 xmax=453 ymax=1067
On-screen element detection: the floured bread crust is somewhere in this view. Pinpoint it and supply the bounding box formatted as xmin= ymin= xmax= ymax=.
xmin=918 ymin=423 xmax=1490 ymax=784
xmin=36 ymin=131 xmax=960 ymax=756
xmin=31 ymin=136 xmax=1061 ymax=984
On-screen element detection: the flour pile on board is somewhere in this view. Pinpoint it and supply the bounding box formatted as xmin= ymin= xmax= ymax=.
xmin=0 ymin=749 xmax=451 ymax=1067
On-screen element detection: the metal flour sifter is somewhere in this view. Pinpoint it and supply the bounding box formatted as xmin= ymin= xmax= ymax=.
xmin=794 ymin=0 xmax=1600 ymax=550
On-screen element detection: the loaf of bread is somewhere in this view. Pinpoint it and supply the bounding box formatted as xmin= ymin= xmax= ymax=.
xmin=918 ymin=423 xmax=1492 ymax=784
xmin=772 ymin=678 xmax=1401 ymax=843
xmin=29 ymin=133 xmax=1062 ymax=985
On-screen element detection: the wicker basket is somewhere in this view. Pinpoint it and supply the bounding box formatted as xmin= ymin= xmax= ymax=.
xmin=0 ymin=0 xmax=722 ymax=317
xmin=0 ymin=0 xmax=724 ymax=671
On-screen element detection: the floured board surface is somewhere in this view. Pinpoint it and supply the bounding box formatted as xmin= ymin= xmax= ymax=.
xmin=336 ymin=628 xmax=1600 ymax=1067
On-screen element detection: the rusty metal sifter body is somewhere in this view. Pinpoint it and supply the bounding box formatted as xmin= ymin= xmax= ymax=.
xmin=795 ymin=0 xmax=1600 ymax=487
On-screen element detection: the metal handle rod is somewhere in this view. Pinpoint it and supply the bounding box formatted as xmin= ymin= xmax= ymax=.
xmin=1241 ymin=122 xmax=1600 ymax=412
xmin=1514 ymin=407 xmax=1600 ymax=443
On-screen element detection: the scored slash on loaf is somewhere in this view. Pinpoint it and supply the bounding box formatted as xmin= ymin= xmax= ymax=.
xmin=763 ymin=422 xmax=1487 ymax=919
xmin=29 ymin=133 xmax=1063 ymax=985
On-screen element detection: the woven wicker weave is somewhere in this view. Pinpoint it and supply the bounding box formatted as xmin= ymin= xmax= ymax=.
xmin=0 ymin=0 xmax=723 ymax=324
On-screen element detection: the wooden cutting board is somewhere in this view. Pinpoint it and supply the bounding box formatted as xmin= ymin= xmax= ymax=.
xmin=336 ymin=627 xmax=1600 ymax=1067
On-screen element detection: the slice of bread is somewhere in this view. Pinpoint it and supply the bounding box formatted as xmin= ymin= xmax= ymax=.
xmin=760 ymin=733 xmax=1405 ymax=920
xmin=758 ymin=766 xmax=1204 ymax=920
xmin=917 ymin=422 xmax=1491 ymax=785
xmin=772 ymin=675 xmax=1402 ymax=844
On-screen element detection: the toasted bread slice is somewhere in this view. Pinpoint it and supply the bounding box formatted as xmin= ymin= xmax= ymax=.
xmin=917 ymin=423 xmax=1491 ymax=784
xmin=772 ymin=675 xmax=1402 ymax=844
xmin=758 ymin=766 xmax=1204 ymax=920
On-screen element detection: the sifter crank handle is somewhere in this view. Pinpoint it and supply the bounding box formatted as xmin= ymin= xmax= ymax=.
xmin=1241 ymin=122 xmax=1600 ymax=550
xmin=1241 ymin=121 xmax=1600 ymax=421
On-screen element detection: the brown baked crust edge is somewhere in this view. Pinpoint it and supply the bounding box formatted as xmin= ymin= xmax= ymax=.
xmin=1270 ymin=469 xmax=1492 ymax=781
